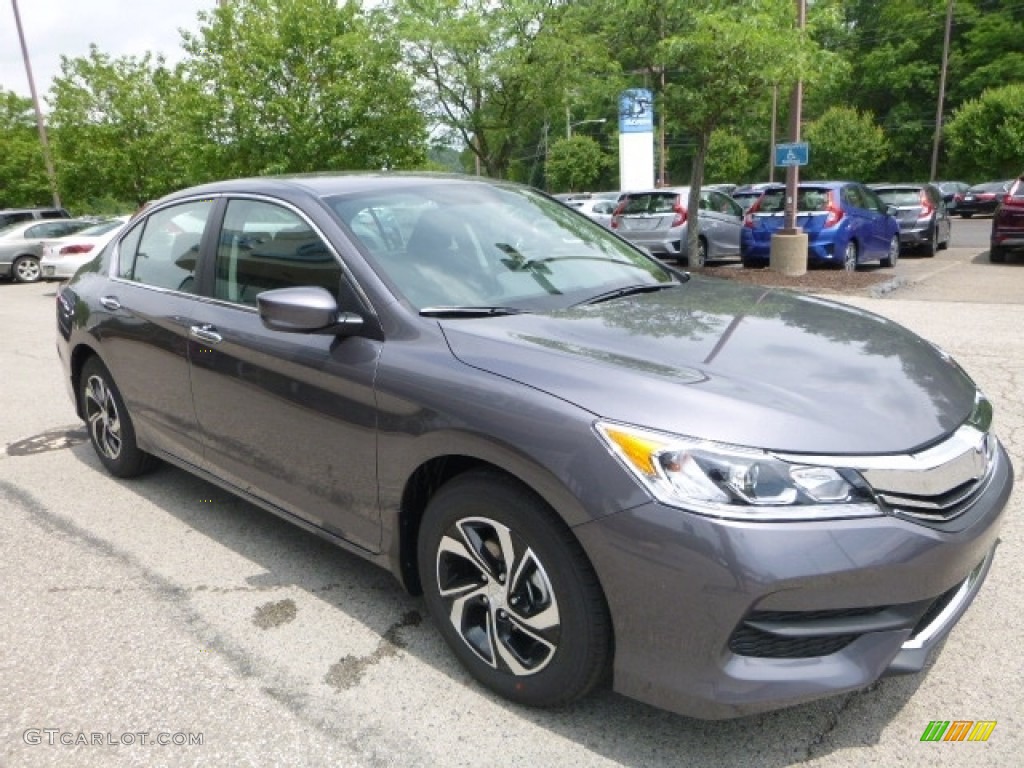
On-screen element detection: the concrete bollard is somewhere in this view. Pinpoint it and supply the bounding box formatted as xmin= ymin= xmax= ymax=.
xmin=769 ymin=233 xmax=809 ymax=276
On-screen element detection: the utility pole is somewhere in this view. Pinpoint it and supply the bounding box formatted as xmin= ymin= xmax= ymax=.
xmin=768 ymin=0 xmax=808 ymax=276
xmin=782 ymin=0 xmax=806 ymax=234
xmin=11 ymin=0 xmax=61 ymax=208
xmin=930 ymin=0 xmax=954 ymax=181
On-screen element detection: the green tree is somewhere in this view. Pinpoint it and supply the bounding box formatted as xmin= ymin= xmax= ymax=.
xmin=0 ymin=90 xmax=51 ymax=207
xmin=944 ymin=84 xmax=1024 ymax=180
xmin=545 ymin=135 xmax=607 ymax=192
xmin=179 ymin=0 xmax=426 ymax=179
xmin=705 ymin=130 xmax=752 ymax=184
xmin=804 ymin=106 xmax=889 ymax=180
xmin=658 ymin=0 xmax=813 ymax=257
xmin=48 ymin=46 xmax=189 ymax=209
xmin=390 ymin=0 xmax=608 ymax=180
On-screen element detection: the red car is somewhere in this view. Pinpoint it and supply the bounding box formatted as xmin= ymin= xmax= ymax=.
xmin=990 ymin=173 xmax=1024 ymax=263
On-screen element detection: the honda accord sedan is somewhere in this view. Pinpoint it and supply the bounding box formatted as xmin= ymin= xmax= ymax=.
xmin=56 ymin=173 xmax=1013 ymax=719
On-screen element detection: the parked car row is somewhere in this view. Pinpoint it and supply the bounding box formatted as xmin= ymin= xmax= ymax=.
xmin=0 ymin=214 xmax=131 ymax=284
xmin=561 ymin=176 xmax=965 ymax=271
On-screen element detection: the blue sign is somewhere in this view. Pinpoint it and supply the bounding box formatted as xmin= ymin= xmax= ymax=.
xmin=619 ymin=89 xmax=654 ymax=134
xmin=775 ymin=142 xmax=809 ymax=167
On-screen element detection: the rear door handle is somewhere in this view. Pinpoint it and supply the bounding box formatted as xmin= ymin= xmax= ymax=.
xmin=99 ymin=296 xmax=121 ymax=311
xmin=190 ymin=324 xmax=223 ymax=344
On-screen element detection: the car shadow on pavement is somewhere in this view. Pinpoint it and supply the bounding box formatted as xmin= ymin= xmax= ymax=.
xmin=58 ymin=439 xmax=930 ymax=767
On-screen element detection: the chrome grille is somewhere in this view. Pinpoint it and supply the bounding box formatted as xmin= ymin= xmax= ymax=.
xmin=775 ymin=424 xmax=998 ymax=523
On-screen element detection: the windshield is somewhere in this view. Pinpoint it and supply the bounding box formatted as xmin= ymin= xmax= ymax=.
xmin=77 ymin=219 xmax=126 ymax=237
xmin=326 ymin=182 xmax=673 ymax=311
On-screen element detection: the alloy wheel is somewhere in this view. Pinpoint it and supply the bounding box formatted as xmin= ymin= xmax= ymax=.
xmin=84 ymin=374 xmax=122 ymax=461
xmin=843 ymin=242 xmax=858 ymax=272
xmin=14 ymin=257 xmax=41 ymax=283
xmin=435 ymin=516 xmax=561 ymax=676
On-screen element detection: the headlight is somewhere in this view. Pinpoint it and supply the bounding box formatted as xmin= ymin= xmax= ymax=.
xmin=595 ymin=421 xmax=880 ymax=521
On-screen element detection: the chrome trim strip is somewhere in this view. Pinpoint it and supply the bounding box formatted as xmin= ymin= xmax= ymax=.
xmin=900 ymin=550 xmax=992 ymax=650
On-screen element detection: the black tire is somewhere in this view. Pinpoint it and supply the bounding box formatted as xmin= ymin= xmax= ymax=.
xmin=880 ymin=235 xmax=899 ymax=268
xmin=79 ymin=357 xmax=157 ymax=478
xmin=418 ymin=470 xmax=611 ymax=708
xmin=12 ymin=255 xmax=41 ymax=283
xmin=742 ymin=259 xmax=766 ymax=269
xmin=990 ymin=246 xmax=1006 ymax=263
xmin=922 ymin=227 xmax=938 ymax=257
xmin=960 ymin=212 xmax=974 ymax=219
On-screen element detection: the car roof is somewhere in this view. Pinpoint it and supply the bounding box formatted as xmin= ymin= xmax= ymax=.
xmin=159 ymin=172 xmax=519 ymax=204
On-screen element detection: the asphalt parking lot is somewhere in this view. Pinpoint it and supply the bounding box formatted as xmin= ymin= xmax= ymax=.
xmin=2 ymin=222 xmax=1021 ymax=767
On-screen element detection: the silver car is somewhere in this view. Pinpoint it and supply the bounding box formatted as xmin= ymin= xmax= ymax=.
xmin=611 ymin=186 xmax=744 ymax=266
xmin=0 ymin=218 xmax=93 ymax=283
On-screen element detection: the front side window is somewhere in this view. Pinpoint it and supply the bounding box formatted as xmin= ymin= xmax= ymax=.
xmin=215 ymin=199 xmax=342 ymax=306
xmin=119 ymin=200 xmax=213 ymax=292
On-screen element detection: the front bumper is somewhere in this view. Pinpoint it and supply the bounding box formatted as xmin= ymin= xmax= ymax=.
xmin=574 ymin=440 xmax=1012 ymax=719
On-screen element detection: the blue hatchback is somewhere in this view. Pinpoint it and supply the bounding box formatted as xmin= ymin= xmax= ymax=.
xmin=741 ymin=181 xmax=900 ymax=270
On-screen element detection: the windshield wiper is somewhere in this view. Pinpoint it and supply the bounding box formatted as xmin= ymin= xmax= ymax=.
xmin=419 ymin=306 xmax=529 ymax=318
xmin=575 ymin=282 xmax=682 ymax=307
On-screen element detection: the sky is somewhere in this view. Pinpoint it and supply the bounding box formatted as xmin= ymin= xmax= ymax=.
xmin=1 ymin=1 xmax=217 ymax=102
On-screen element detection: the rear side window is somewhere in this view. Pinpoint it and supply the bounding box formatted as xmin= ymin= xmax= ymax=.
xmin=118 ymin=200 xmax=214 ymax=292
xmin=215 ymin=199 xmax=342 ymax=306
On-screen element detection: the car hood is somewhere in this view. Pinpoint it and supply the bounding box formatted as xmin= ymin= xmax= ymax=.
xmin=438 ymin=277 xmax=977 ymax=454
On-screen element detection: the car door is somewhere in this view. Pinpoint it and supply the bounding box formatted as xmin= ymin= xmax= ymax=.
xmin=187 ymin=197 xmax=383 ymax=553
xmin=859 ymin=185 xmax=896 ymax=258
xmin=93 ymin=199 xmax=216 ymax=467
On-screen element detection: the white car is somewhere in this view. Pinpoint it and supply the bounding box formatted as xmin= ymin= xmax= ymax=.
xmin=40 ymin=216 xmax=130 ymax=281
xmin=565 ymin=197 xmax=621 ymax=228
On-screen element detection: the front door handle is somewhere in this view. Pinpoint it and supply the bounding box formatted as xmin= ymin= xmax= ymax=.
xmin=99 ymin=296 xmax=121 ymax=311
xmin=190 ymin=324 xmax=223 ymax=344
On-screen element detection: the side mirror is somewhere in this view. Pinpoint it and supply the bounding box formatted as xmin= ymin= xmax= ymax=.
xmin=257 ymin=286 xmax=364 ymax=336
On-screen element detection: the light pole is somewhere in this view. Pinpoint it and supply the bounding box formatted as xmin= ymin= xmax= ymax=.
xmin=567 ymin=117 xmax=606 ymax=139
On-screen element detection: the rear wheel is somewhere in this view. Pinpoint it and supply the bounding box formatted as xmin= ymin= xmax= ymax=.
xmin=80 ymin=357 xmax=157 ymax=478
xmin=960 ymin=212 xmax=974 ymax=219
xmin=12 ymin=255 xmax=41 ymax=283
xmin=418 ymin=471 xmax=611 ymax=708
xmin=842 ymin=241 xmax=859 ymax=272
xmin=687 ymin=237 xmax=708 ymax=268
xmin=990 ymin=246 xmax=1006 ymax=263
xmin=922 ymin=227 xmax=938 ymax=257
xmin=880 ymin=235 xmax=900 ymax=268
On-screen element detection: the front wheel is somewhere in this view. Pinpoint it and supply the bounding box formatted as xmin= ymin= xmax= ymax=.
xmin=79 ymin=357 xmax=157 ymax=478
xmin=418 ymin=471 xmax=611 ymax=708
xmin=880 ymin=235 xmax=900 ymax=268
xmin=12 ymin=255 xmax=41 ymax=283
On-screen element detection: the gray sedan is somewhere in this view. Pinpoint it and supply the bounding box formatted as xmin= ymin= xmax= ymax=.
xmin=0 ymin=218 xmax=93 ymax=283
xmin=56 ymin=173 xmax=1012 ymax=720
